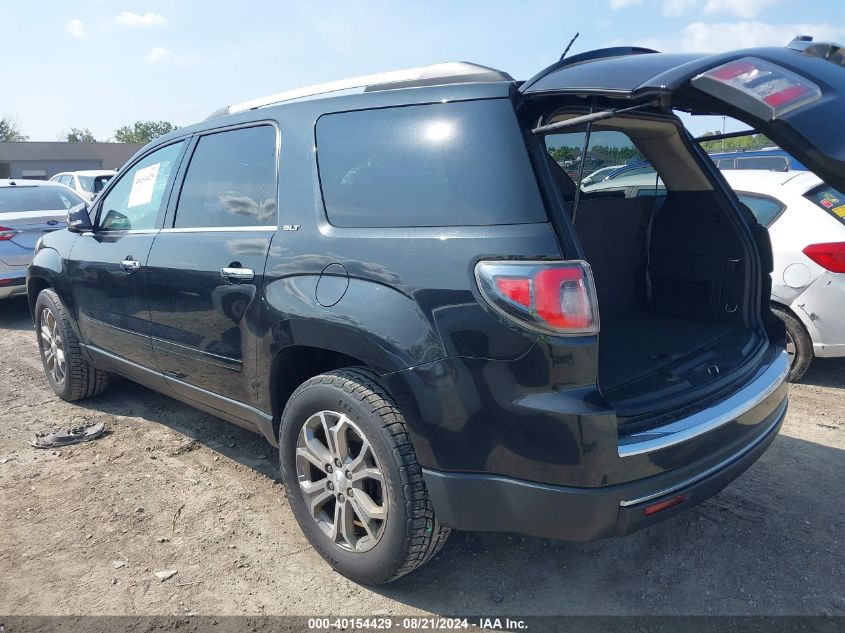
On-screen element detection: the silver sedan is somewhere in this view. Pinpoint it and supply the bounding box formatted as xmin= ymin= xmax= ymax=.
xmin=0 ymin=179 xmax=84 ymax=300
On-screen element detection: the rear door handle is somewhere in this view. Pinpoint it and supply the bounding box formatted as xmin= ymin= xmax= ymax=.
xmin=120 ymin=257 xmax=141 ymax=274
xmin=221 ymin=267 xmax=255 ymax=282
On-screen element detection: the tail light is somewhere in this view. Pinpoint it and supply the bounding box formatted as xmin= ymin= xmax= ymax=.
xmin=474 ymin=260 xmax=599 ymax=336
xmin=0 ymin=227 xmax=18 ymax=241
xmin=692 ymin=57 xmax=822 ymax=120
xmin=803 ymin=242 xmax=845 ymax=273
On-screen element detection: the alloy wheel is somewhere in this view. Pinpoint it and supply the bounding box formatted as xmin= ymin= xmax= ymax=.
xmin=39 ymin=307 xmax=66 ymax=386
xmin=295 ymin=410 xmax=388 ymax=553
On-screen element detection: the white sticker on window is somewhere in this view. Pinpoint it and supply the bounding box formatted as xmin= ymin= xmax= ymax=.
xmin=127 ymin=163 xmax=161 ymax=208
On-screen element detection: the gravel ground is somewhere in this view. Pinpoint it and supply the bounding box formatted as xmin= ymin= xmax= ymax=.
xmin=1 ymin=295 xmax=843 ymax=617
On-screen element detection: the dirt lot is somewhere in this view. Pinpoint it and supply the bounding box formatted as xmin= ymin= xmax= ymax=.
xmin=1 ymin=295 xmax=843 ymax=617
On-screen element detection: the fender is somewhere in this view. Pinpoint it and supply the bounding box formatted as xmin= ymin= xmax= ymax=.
xmin=27 ymin=246 xmax=82 ymax=337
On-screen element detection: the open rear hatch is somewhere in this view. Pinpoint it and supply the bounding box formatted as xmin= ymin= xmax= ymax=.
xmin=518 ymin=37 xmax=844 ymax=423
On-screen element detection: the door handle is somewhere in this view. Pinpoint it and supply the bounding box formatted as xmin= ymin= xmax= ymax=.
xmin=120 ymin=257 xmax=141 ymax=274
xmin=221 ymin=266 xmax=255 ymax=282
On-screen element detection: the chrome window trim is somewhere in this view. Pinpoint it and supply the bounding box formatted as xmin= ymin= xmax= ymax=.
xmin=618 ymin=350 xmax=789 ymax=458
xmin=158 ymin=226 xmax=276 ymax=233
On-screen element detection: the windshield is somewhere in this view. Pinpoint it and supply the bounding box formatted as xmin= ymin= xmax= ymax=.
xmin=0 ymin=186 xmax=84 ymax=213
xmin=78 ymin=174 xmax=113 ymax=193
xmin=805 ymin=184 xmax=845 ymax=225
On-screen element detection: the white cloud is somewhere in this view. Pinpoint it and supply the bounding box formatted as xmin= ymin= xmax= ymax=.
xmin=680 ymin=21 xmax=844 ymax=52
xmin=147 ymin=47 xmax=174 ymax=63
xmin=609 ymin=0 xmax=644 ymax=9
xmin=66 ymin=19 xmax=88 ymax=38
xmin=115 ymin=11 xmax=168 ymax=28
xmin=663 ymin=0 xmax=699 ymax=17
xmin=703 ymin=0 xmax=782 ymax=19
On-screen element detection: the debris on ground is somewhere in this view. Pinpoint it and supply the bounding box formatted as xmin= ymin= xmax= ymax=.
xmin=153 ymin=569 xmax=178 ymax=582
xmin=28 ymin=422 xmax=105 ymax=449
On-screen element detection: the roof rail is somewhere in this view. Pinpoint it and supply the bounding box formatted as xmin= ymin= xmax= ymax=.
xmin=207 ymin=62 xmax=513 ymax=119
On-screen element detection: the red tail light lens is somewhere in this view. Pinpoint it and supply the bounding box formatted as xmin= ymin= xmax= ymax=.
xmin=0 ymin=226 xmax=18 ymax=241
xmin=475 ymin=260 xmax=599 ymax=335
xmin=803 ymin=242 xmax=845 ymax=273
xmin=692 ymin=57 xmax=822 ymax=120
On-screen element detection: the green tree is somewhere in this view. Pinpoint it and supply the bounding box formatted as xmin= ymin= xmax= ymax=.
xmin=114 ymin=120 xmax=178 ymax=144
xmin=0 ymin=116 xmax=28 ymax=142
xmin=65 ymin=127 xmax=97 ymax=143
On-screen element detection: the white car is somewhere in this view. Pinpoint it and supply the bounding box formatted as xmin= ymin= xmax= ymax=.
xmin=583 ymin=170 xmax=845 ymax=380
xmin=49 ymin=170 xmax=115 ymax=202
xmin=723 ymin=170 xmax=845 ymax=380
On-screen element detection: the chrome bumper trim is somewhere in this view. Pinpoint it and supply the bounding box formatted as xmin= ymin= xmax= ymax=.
xmin=618 ymin=350 xmax=789 ymax=458
xmin=619 ymin=397 xmax=787 ymax=507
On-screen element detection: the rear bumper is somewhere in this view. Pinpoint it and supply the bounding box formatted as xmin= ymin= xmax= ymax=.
xmin=423 ymin=395 xmax=786 ymax=540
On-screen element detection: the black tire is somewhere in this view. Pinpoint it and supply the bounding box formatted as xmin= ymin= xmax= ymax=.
xmin=279 ymin=368 xmax=450 ymax=584
xmin=772 ymin=305 xmax=813 ymax=382
xmin=34 ymin=288 xmax=110 ymax=401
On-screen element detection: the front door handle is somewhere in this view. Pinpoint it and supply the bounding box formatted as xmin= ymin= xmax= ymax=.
xmin=221 ymin=266 xmax=255 ymax=282
xmin=120 ymin=257 xmax=141 ymax=274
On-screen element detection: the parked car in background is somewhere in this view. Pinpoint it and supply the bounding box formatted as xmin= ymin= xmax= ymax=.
xmin=29 ymin=38 xmax=845 ymax=584
xmin=582 ymin=161 xmax=656 ymax=186
xmin=49 ymin=170 xmax=115 ymax=201
xmin=723 ymin=170 xmax=845 ymax=380
xmin=708 ymin=147 xmax=806 ymax=172
xmin=584 ymin=169 xmax=845 ymax=381
xmin=0 ymin=180 xmax=81 ymax=300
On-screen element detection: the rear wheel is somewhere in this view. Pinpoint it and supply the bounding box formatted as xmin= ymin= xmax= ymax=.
xmin=279 ymin=368 xmax=450 ymax=584
xmin=35 ymin=289 xmax=110 ymax=401
xmin=772 ymin=305 xmax=813 ymax=382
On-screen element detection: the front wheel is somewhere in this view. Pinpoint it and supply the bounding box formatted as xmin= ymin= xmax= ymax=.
xmin=279 ymin=368 xmax=450 ymax=584
xmin=35 ymin=289 xmax=110 ymax=401
xmin=772 ymin=305 xmax=813 ymax=382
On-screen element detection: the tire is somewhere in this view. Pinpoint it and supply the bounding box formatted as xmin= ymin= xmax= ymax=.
xmin=279 ymin=368 xmax=450 ymax=584
xmin=34 ymin=288 xmax=111 ymax=401
xmin=772 ymin=305 xmax=813 ymax=382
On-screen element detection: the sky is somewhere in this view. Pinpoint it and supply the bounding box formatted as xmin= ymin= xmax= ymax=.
xmin=3 ymin=0 xmax=844 ymax=141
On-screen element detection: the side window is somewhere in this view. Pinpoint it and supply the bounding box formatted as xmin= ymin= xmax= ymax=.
xmin=98 ymin=142 xmax=184 ymax=231
xmin=717 ymin=159 xmax=736 ymax=169
xmin=173 ymin=125 xmax=276 ymax=229
xmin=317 ymin=100 xmax=546 ymax=227
xmin=737 ymin=193 xmax=785 ymax=226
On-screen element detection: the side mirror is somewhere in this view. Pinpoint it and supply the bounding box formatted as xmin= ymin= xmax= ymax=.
xmin=67 ymin=202 xmax=93 ymax=233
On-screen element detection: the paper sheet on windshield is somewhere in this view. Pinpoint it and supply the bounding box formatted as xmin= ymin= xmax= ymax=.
xmin=127 ymin=163 xmax=160 ymax=208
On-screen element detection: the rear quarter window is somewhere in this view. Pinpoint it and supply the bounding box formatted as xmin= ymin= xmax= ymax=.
xmin=316 ymin=100 xmax=546 ymax=228
xmin=805 ymin=184 xmax=845 ymax=225
xmin=737 ymin=193 xmax=785 ymax=227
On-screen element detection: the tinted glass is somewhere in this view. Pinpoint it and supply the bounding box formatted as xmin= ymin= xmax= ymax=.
xmin=0 ymin=186 xmax=84 ymax=213
xmin=737 ymin=194 xmax=784 ymax=226
xmin=545 ymin=129 xmax=646 ymax=192
xmin=717 ymin=159 xmax=735 ymax=169
xmin=735 ymin=156 xmax=788 ymax=171
xmin=174 ymin=126 xmax=276 ymax=229
xmin=98 ymin=141 xmax=184 ymax=231
xmin=317 ymin=100 xmax=545 ymax=227
xmin=805 ymin=185 xmax=845 ymax=225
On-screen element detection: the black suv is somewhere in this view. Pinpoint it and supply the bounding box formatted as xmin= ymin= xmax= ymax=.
xmin=28 ymin=40 xmax=845 ymax=584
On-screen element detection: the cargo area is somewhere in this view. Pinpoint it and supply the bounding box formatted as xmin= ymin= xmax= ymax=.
xmin=537 ymin=111 xmax=765 ymax=419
